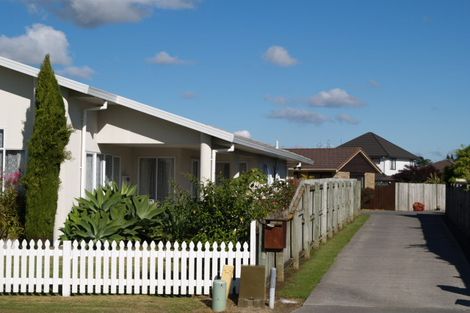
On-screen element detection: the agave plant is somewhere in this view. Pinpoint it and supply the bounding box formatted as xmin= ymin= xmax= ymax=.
xmin=60 ymin=182 xmax=163 ymax=242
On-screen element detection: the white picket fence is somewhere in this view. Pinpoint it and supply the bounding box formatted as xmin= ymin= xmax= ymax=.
xmin=0 ymin=222 xmax=256 ymax=296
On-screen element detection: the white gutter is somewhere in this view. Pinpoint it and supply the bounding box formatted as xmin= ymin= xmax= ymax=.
xmin=80 ymin=101 xmax=108 ymax=197
xmin=211 ymin=144 xmax=235 ymax=182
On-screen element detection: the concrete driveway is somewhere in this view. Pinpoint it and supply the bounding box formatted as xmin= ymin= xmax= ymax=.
xmin=294 ymin=211 xmax=470 ymax=313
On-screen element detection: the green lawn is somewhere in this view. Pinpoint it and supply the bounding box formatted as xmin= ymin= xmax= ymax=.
xmin=0 ymin=295 xmax=211 ymax=313
xmin=278 ymin=214 xmax=370 ymax=300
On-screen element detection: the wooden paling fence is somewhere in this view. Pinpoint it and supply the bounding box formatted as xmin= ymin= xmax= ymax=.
xmin=0 ymin=221 xmax=256 ymax=296
xmin=364 ymin=183 xmax=446 ymax=211
xmin=395 ymin=183 xmax=446 ymax=211
xmin=259 ymin=178 xmax=361 ymax=281
xmin=446 ymin=184 xmax=470 ymax=240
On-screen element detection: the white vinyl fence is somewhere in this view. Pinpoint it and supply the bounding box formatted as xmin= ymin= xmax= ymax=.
xmin=0 ymin=222 xmax=256 ymax=296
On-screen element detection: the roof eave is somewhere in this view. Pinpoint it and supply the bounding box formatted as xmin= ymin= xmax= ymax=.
xmin=233 ymin=136 xmax=314 ymax=164
xmin=0 ymin=56 xmax=234 ymax=142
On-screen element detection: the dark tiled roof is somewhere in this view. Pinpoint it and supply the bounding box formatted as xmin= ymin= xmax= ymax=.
xmin=432 ymin=159 xmax=454 ymax=172
xmin=338 ymin=132 xmax=418 ymax=160
xmin=287 ymin=147 xmax=375 ymax=171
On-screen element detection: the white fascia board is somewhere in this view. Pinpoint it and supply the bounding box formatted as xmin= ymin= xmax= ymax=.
xmin=233 ymin=136 xmax=314 ymax=165
xmin=0 ymin=56 xmax=90 ymax=93
xmin=0 ymin=56 xmax=233 ymax=142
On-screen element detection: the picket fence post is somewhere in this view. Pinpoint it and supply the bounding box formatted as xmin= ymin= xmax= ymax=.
xmin=249 ymin=220 xmax=256 ymax=265
xmin=62 ymin=241 xmax=71 ymax=296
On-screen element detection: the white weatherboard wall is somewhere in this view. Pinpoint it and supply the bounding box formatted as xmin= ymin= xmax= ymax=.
xmin=377 ymin=159 xmax=413 ymax=176
xmin=395 ymin=183 xmax=446 ymax=211
xmin=0 ymin=67 xmax=35 ymax=150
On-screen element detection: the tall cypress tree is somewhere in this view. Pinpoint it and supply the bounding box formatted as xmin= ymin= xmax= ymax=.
xmin=24 ymin=55 xmax=71 ymax=240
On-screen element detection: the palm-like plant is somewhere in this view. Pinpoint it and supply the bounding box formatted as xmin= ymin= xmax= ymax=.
xmin=60 ymin=182 xmax=163 ymax=242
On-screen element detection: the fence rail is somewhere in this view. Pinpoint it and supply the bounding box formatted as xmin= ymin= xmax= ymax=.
xmin=0 ymin=221 xmax=256 ymax=296
xmin=258 ymin=178 xmax=361 ymax=281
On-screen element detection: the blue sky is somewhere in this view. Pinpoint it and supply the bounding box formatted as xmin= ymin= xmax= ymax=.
xmin=0 ymin=0 xmax=469 ymax=161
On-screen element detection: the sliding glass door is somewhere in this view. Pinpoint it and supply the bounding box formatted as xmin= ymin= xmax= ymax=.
xmin=139 ymin=157 xmax=175 ymax=201
xmin=139 ymin=158 xmax=156 ymax=199
xmin=86 ymin=153 xmax=121 ymax=192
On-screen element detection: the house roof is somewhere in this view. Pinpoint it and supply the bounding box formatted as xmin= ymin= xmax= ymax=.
xmin=432 ymin=159 xmax=454 ymax=172
xmin=338 ymin=132 xmax=418 ymax=160
xmin=287 ymin=147 xmax=381 ymax=173
xmin=0 ymin=56 xmax=312 ymax=165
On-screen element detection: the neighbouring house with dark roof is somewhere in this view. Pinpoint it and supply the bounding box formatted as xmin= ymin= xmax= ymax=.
xmin=338 ymin=132 xmax=418 ymax=177
xmin=287 ymin=147 xmax=382 ymax=189
xmin=432 ymin=159 xmax=454 ymax=173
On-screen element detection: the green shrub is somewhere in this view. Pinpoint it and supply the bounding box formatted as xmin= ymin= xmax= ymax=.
xmin=60 ymin=182 xmax=164 ymax=242
xmin=0 ymin=171 xmax=25 ymax=239
xmin=152 ymin=189 xmax=198 ymax=243
xmin=61 ymin=170 xmax=297 ymax=244
xmin=0 ymin=187 xmax=24 ymax=240
xmin=23 ymin=55 xmax=72 ymax=240
xmin=156 ymin=169 xmax=297 ymax=243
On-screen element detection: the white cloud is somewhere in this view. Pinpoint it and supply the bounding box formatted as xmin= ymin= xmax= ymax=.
xmin=0 ymin=24 xmax=71 ymax=65
xmin=148 ymin=51 xmax=187 ymax=65
xmin=154 ymin=0 xmax=198 ymax=9
xmin=336 ymin=113 xmax=359 ymax=125
xmin=264 ymin=45 xmax=298 ymax=67
xmin=23 ymin=0 xmax=199 ymax=27
xmin=182 ymin=91 xmax=197 ymax=99
xmin=369 ymin=80 xmax=381 ymax=88
xmin=268 ymin=108 xmax=329 ymax=125
xmin=234 ymin=130 xmax=251 ymax=138
xmin=264 ymin=95 xmax=290 ymax=105
xmin=309 ymin=88 xmax=364 ymax=108
xmin=59 ymin=65 xmax=95 ymax=79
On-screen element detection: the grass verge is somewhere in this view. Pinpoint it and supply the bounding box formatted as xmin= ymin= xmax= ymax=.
xmin=278 ymin=213 xmax=370 ymax=300
xmin=0 ymin=295 xmax=211 ymax=313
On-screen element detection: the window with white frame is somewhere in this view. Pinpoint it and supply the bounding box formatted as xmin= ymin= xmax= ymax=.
xmin=390 ymin=159 xmax=397 ymax=170
xmin=139 ymin=157 xmax=175 ymax=201
xmin=0 ymin=129 xmax=25 ymax=191
xmin=86 ymin=152 xmax=121 ymax=191
xmin=262 ymin=163 xmax=274 ymax=185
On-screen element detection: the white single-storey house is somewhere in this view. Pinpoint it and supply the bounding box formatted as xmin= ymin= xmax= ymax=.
xmin=0 ymin=56 xmax=312 ymax=239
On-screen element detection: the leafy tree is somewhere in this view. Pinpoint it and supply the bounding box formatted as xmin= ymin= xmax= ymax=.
xmin=446 ymin=145 xmax=470 ymax=183
xmin=426 ymin=172 xmax=443 ymax=184
xmin=23 ymin=55 xmax=71 ymax=240
xmin=393 ymin=164 xmax=440 ymax=183
xmin=415 ymin=156 xmax=432 ymax=167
